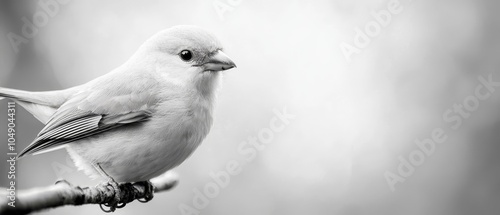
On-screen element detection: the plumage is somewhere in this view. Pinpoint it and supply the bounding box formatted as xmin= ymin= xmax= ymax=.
xmin=0 ymin=25 xmax=236 ymax=182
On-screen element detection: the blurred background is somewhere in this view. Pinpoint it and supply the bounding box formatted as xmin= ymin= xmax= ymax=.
xmin=1 ymin=0 xmax=499 ymax=214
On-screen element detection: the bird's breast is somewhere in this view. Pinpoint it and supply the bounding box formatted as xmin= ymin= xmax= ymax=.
xmin=129 ymin=96 xmax=214 ymax=180
xmin=154 ymin=95 xmax=214 ymax=149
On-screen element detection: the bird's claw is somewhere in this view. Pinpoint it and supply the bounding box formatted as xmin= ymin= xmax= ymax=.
xmin=98 ymin=180 xmax=155 ymax=212
xmin=100 ymin=201 xmax=127 ymax=213
xmin=55 ymin=179 xmax=72 ymax=186
xmin=137 ymin=180 xmax=155 ymax=203
xmin=99 ymin=179 xmax=123 ymax=213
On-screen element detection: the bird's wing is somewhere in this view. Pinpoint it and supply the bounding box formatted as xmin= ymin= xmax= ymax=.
xmin=17 ymin=89 xmax=157 ymax=158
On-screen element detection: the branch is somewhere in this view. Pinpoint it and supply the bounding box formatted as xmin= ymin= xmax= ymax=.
xmin=0 ymin=172 xmax=178 ymax=215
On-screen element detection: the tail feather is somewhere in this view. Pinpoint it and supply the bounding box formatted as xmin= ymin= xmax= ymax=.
xmin=0 ymin=87 xmax=60 ymax=104
xmin=0 ymin=87 xmax=78 ymax=124
xmin=0 ymin=88 xmax=26 ymax=101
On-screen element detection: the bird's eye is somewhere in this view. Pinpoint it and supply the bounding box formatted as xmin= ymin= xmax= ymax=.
xmin=179 ymin=50 xmax=193 ymax=61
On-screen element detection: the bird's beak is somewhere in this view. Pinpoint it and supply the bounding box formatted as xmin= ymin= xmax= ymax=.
xmin=200 ymin=50 xmax=236 ymax=72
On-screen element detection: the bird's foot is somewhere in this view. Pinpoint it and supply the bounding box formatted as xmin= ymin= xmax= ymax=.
xmin=97 ymin=180 xmax=155 ymax=212
xmin=136 ymin=180 xmax=155 ymax=203
xmin=99 ymin=179 xmax=126 ymax=213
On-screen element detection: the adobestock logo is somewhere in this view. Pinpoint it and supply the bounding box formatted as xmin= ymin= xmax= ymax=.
xmin=213 ymin=0 xmax=243 ymax=21
xmin=384 ymin=74 xmax=500 ymax=192
xmin=6 ymin=0 xmax=71 ymax=53
xmin=52 ymin=154 xmax=76 ymax=179
xmin=340 ymin=0 xmax=411 ymax=62
xmin=178 ymin=107 xmax=295 ymax=215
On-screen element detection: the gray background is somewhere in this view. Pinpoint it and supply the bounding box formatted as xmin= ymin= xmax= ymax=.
xmin=1 ymin=0 xmax=500 ymax=214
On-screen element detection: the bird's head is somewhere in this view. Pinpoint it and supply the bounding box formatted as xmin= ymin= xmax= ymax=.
xmin=131 ymin=25 xmax=236 ymax=97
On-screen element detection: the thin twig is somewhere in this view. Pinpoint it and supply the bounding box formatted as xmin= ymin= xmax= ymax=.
xmin=0 ymin=172 xmax=178 ymax=215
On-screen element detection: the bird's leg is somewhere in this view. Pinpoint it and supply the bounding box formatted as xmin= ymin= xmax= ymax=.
xmin=92 ymin=163 xmax=125 ymax=212
xmin=136 ymin=180 xmax=155 ymax=203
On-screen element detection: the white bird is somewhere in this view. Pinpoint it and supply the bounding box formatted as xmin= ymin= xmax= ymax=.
xmin=0 ymin=25 xmax=236 ymax=187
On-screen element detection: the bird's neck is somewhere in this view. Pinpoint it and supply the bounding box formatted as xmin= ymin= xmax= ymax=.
xmin=195 ymin=72 xmax=221 ymax=101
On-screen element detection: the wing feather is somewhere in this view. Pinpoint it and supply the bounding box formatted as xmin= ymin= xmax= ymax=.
xmin=17 ymin=89 xmax=156 ymax=158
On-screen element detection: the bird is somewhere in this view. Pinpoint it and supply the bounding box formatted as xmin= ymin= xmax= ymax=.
xmin=0 ymin=25 xmax=236 ymax=207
